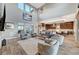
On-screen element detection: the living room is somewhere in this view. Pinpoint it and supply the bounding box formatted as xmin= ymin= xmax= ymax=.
xmin=0 ymin=3 xmax=79 ymax=55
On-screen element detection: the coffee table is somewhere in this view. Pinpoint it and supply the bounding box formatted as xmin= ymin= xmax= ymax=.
xmin=18 ymin=38 xmax=50 ymax=55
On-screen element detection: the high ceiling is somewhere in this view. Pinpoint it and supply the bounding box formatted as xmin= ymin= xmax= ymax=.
xmin=29 ymin=3 xmax=45 ymax=9
xmin=40 ymin=13 xmax=76 ymax=24
xmin=39 ymin=3 xmax=78 ymax=20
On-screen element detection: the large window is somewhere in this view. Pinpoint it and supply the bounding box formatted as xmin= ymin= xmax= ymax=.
xmin=17 ymin=3 xmax=24 ymax=11
xmin=25 ymin=24 xmax=34 ymax=34
xmin=24 ymin=4 xmax=33 ymax=13
xmin=17 ymin=3 xmax=33 ymax=21
xmin=17 ymin=3 xmax=33 ymax=13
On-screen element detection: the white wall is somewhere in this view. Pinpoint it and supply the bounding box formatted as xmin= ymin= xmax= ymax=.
xmin=0 ymin=3 xmax=25 ymax=40
xmin=0 ymin=3 xmax=2 ymax=18
xmin=74 ymin=19 xmax=78 ymax=41
xmin=5 ymin=3 xmax=35 ymax=29
xmin=77 ymin=20 xmax=79 ymax=41
xmin=32 ymin=9 xmax=39 ymax=34
xmin=0 ymin=3 xmax=4 ymax=18
xmin=39 ymin=3 xmax=78 ymax=20
xmin=0 ymin=3 xmax=38 ymax=39
xmin=6 ymin=3 xmax=24 ymax=23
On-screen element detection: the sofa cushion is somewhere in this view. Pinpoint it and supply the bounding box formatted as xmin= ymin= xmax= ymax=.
xmin=50 ymin=39 xmax=57 ymax=45
xmin=51 ymin=34 xmax=64 ymax=45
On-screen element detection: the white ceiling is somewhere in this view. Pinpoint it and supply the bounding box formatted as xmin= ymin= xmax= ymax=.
xmin=40 ymin=13 xmax=76 ymax=24
xmin=39 ymin=3 xmax=78 ymax=20
xmin=29 ymin=3 xmax=45 ymax=9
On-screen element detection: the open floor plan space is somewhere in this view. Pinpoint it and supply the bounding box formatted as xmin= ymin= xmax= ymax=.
xmin=0 ymin=3 xmax=79 ymax=55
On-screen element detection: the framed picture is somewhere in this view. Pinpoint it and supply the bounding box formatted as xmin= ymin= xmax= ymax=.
xmin=23 ymin=13 xmax=32 ymax=21
xmin=5 ymin=22 xmax=14 ymax=29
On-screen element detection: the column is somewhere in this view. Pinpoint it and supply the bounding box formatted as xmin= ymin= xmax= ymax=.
xmin=32 ymin=9 xmax=39 ymax=34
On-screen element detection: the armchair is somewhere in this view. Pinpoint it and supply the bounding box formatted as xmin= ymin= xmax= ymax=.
xmin=51 ymin=34 xmax=64 ymax=45
xmin=19 ymin=30 xmax=28 ymax=40
xmin=38 ymin=39 xmax=60 ymax=55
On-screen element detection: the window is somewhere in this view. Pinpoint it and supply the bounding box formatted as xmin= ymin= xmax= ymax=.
xmin=18 ymin=23 xmax=24 ymax=30
xmin=25 ymin=24 xmax=34 ymax=34
xmin=24 ymin=4 xmax=33 ymax=13
xmin=17 ymin=3 xmax=24 ymax=11
xmin=18 ymin=25 xmax=24 ymax=30
xmin=17 ymin=3 xmax=33 ymax=21
xmin=17 ymin=3 xmax=33 ymax=13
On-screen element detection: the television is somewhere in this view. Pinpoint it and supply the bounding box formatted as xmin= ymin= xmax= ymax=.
xmin=0 ymin=5 xmax=6 ymax=31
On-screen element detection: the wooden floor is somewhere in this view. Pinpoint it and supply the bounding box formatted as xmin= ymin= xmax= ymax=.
xmin=0 ymin=38 xmax=26 ymax=55
xmin=58 ymin=35 xmax=79 ymax=55
xmin=0 ymin=35 xmax=79 ymax=55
